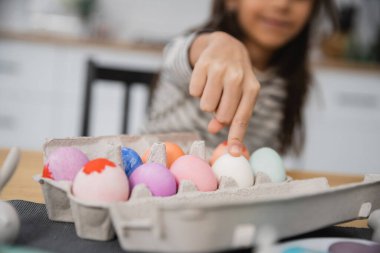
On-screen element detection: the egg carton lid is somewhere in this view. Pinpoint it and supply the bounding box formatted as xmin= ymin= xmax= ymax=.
xmin=36 ymin=171 xmax=380 ymax=251
xmin=109 ymin=174 xmax=380 ymax=252
xmin=42 ymin=132 xmax=200 ymax=164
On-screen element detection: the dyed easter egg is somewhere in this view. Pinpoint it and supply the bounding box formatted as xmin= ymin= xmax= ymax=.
xmin=212 ymin=154 xmax=254 ymax=188
xmin=249 ymin=147 xmax=286 ymax=183
xmin=121 ymin=147 xmax=142 ymax=176
xmin=170 ymin=155 xmax=218 ymax=192
xmin=42 ymin=164 xmax=53 ymax=179
xmin=142 ymin=142 xmax=184 ymax=167
xmin=129 ymin=163 xmax=177 ymax=197
xmin=72 ymin=158 xmax=130 ymax=203
xmin=44 ymin=147 xmax=89 ymax=181
xmin=209 ymin=141 xmax=250 ymax=165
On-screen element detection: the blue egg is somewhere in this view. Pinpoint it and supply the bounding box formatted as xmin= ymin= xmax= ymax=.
xmin=121 ymin=147 xmax=143 ymax=177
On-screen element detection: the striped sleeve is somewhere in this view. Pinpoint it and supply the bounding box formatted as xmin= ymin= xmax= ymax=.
xmin=141 ymin=33 xmax=287 ymax=155
xmin=161 ymin=32 xmax=198 ymax=87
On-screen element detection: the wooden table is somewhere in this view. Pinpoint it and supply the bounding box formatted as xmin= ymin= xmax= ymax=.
xmin=0 ymin=148 xmax=368 ymax=228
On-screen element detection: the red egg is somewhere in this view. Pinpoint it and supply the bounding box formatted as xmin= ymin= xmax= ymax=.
xmin=209 ymin=140 xmax=250 ymax=165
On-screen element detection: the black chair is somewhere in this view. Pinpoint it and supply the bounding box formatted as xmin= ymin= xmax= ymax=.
xmin=81 ymin=59 xmax=157 ymax=136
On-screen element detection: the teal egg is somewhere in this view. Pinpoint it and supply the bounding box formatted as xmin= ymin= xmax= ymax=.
xmin=249 ymin=147 xmax=286 ymax=183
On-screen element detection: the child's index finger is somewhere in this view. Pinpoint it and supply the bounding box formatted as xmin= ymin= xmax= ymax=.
xmin=227 ymin=92 xmax=255 ymax=157
xmin=227 ymin=138 xmax=243 ymax=157
xmin=208 ymin=117 xmax=241 ymax=156
xmin=208 ymin=116 xmax=245 ymax=157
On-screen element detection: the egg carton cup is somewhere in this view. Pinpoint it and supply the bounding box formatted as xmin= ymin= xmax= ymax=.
xmin=37 ymin=132 xmax=200 ymax=223
xmin=35 ymin=174 xmax=115 ymax=240
xmin=35 ymin=133 xmax=380 ymax=252
xmin=33 ymin=175 xmax=73 ymax=222
xmin=67 ymin=191 xmax=114 ymax=241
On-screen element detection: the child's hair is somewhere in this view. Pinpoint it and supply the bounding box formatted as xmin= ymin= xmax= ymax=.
xmin=197 ymin=0 xmax=337 ymax=155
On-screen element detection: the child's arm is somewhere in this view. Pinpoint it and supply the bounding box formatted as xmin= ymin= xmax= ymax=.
xmin=189 ymin=32 xmax=261 ymax=156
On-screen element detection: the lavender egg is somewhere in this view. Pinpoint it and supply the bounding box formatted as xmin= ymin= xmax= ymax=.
xmin=129 ymin=163 xmax=177 ymax=197
xmin=45 ymin=147 xmax=89 ymax=181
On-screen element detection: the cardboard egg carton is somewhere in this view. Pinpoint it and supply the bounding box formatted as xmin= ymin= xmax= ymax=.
xmin=36 ymin=132 xmax=293 ymax=241
xmin=35 ymin=132 xmax=380 ymax=252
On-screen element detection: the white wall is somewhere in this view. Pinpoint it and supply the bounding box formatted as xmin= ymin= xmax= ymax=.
xmin=0 ymin=0 xmax=212 ymax=41
xmin=285 ymin=68 xmax=380 ymax=174
xmin=97 ymin=0 xmax=212 ymax=42
xmin=304 ymin=68 xmax=380 ymax=173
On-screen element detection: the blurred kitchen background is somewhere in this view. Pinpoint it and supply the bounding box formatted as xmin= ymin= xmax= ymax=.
xmin=0 ymin=0 xmax=379 ymax=174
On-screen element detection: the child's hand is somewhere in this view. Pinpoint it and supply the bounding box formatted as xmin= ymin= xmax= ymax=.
xmin=189 ymin=32 xmax=260 ymax=157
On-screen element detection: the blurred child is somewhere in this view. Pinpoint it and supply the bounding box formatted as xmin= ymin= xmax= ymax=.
xmin=142 ymin=0 xmax=336 ymax=156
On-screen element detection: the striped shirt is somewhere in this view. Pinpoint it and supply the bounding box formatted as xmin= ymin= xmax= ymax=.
xmin=140 ymin=33 xmax=287 ymax=154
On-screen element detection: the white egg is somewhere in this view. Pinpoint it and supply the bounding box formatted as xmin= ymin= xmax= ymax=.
xmin=212 ymin=154 xmax=254 ymax=188
xmin=249 ymin=147 xmax=286 ymax=183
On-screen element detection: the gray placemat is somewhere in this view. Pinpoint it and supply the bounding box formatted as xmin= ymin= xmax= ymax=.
xmin=9 ymin=200 xmax=126 ymax=253
xmin=9 ymin=200 xmax=373 ymax=253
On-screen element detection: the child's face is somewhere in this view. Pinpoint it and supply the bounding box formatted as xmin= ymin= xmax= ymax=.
xmin=233 ymin=0 xmax=314 ymax=50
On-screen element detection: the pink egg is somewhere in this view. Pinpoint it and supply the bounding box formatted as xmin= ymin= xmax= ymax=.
xmin=170 ymin=155 xmax=218 ymax=192
xmin=129 ymin=163 xmax=177 ymax=197
xmin=72 ymin=158 xmax=130 ymax=203
xmin=45 ymin=147 xmax=89 ymax=181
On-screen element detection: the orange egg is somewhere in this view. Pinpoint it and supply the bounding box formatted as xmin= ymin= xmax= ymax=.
xmin=209 ymin=140 xmax=250 ymax=165
xmin=142 ymin=142 xmax=185 ymax=167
